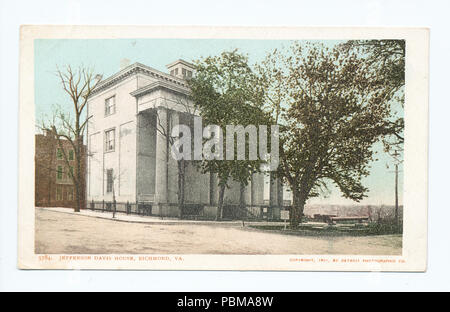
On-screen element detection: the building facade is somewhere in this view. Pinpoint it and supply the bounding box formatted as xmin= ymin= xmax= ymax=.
xmin=86 ymin=60 xmax=283 ymax=218
xmin=35 ymin=133 xmax=86 ymax=208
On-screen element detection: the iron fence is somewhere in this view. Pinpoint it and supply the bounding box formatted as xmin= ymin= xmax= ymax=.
xmin=88 ymin=200 xmax=153 ymax=216
xmin=87 ymin=200 xmax=287 ymax=220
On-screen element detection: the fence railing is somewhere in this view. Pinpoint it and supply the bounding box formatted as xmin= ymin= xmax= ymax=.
xmin=88 ymin=200 xmax=153 ymax=216
xmin=87 ymin=200 xmax=287 ymax=221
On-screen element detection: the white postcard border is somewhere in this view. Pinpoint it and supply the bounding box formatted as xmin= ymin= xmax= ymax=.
xmin=18 ymin=26 xmax=429 ymax=271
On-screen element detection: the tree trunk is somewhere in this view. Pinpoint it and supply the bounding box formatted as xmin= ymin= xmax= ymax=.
xmin=290 ymin=190 xmax=305 ymax=228
xmin=239 ymin=182 xmax=245 ymax=226
xmin=54 ymin=134 xmax=82 ymax=212
xmin=74 ymin=136 xmax=82 ymax=212
xmin=217 ymin=183 xmax=226 ymax=221
xmin=75 ymin=184 xmax=81 ymax=212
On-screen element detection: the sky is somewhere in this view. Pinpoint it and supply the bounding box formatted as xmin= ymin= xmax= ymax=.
xmin=34 ymin=38 xmax=403 ymax=206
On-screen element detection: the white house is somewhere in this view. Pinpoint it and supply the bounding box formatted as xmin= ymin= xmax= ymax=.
xmin=86 ymin=59 xmax=283 ymax=218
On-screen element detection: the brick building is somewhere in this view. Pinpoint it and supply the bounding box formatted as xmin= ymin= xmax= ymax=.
xmin=35 ymin=132 xmax=86 ymax=208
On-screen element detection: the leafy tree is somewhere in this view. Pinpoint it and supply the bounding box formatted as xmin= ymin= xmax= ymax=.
xmin=260 ymin=42 xmax=400 ymax=227
xmin=188 ymin=50 xmax=268 ymax=220
xmin=342 ymin=40 xmax=405 ymax=229
xmin=341 ymin=40 xmax=405 ymax=149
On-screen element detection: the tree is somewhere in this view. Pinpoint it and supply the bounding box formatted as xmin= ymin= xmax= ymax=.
xmin=188 ymin=50 xmax=268 ymax=220
xmin=343 ymin=40 xmax=405 ymax=229
xmin=39 ymin=66 xmax=101 ymax=212
xmin=260 ymin=42 xmax=400 ymax=227
xmin=147 ymin=96 xmax=197 ymax=217
xmin=104 ymin=167 xmax=126 ymax=218
xmin=341 ymin=40 xmax=405 ymax=148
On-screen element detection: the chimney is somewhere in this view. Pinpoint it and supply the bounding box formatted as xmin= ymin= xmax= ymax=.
xmin=120 ymin=58 xmax=131 ymax=71
xmin=94 ymin=74 xmax=103 ymax=84
xmin=44 ymin=129 xmax=55 ymax=138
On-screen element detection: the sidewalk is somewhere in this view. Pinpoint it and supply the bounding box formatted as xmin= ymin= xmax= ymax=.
xmin=39 ymin=207 xmax=287 ymax=227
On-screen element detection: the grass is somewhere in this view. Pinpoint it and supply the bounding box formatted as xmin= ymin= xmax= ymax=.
xmin=249 ymin=221 xmax=403 ymax=237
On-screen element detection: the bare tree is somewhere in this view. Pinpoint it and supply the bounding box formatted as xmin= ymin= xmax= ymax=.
xmin=104 ymin=167 xmax=126 ymax=218
xmin=85 ymin=149 xmax=127 ymax=217
xmin=139 ymin=95 xmax=198 ymax=217
xmin=39 ymin=66 xmax=101 ymax=212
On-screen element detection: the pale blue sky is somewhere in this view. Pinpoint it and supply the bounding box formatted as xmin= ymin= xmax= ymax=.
xmin=34 ymin=38 xmax=403 ymax=206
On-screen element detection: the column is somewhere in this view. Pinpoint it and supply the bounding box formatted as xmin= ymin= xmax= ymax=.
xmin=277 ymin=178 xmax=284 ymax=207
xmin=269 ymin=172 xmax=278 ymax=207
xmin=252 ymin=172 xmax=264 ymax=205
xmin=155 ymin=107 xmax=168 ymax=204
xmin=168 ymin=110 xmax=179 ymax=204
xmin=245 ymin=178 xmax=252 ymax=206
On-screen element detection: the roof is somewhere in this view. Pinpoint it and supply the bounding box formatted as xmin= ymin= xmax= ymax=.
xmin=130 ymin=80 xmax=190 ymax=98
xmin=89 ymin=62 xmax=189 ymax=98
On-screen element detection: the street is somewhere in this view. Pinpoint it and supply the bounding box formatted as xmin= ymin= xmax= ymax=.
xmin=35 ymin=208 xmax=402 ymax=255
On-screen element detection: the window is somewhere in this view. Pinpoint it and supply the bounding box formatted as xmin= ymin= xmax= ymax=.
xmin=175 ymin=68 xmax=178 ymax=75
xmin=106 ymin=169 xmax=114 ymax=193
xmin=187 ymin=70 xmax=193 ymax=78
xmin=105 ymin=129 xmax=115 ymax=152
xmin=57 ymin=148 xmax=63 ymax=159
xmin=68 ymin=166 xmax=74 ymax=178
xmin=57 ymin=165 xmax=63 ymax=180
xmin=67 ymin=187 xmax=74 ymax=201
xmin=56 ymin=186 xmax=62 ymax=201
xmin=68 ymin=149 xmax=74 ymax=160
xmin=105 ymin=96 xmax=116 ymax=116
xmin=182 ymin=68 xmax=186 ymax=77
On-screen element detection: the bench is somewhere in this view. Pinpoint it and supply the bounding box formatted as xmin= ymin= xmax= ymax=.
xmin=313 ymin=214 xmax=337 ymax=223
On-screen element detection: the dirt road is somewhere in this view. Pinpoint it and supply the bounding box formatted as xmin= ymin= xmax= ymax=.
xmin=35 ymin=209 xmax=402 ymax=255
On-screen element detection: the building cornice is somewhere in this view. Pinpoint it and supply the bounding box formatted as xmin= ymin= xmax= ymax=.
xmin=130 ymin=80 xmax=190 ymax=98
xmin=89 ymin=63 xmax=189 ymax=98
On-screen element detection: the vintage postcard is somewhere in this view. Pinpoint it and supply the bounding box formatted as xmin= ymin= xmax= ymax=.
xmin=18 ymin=26 xmax=428 ymax=271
